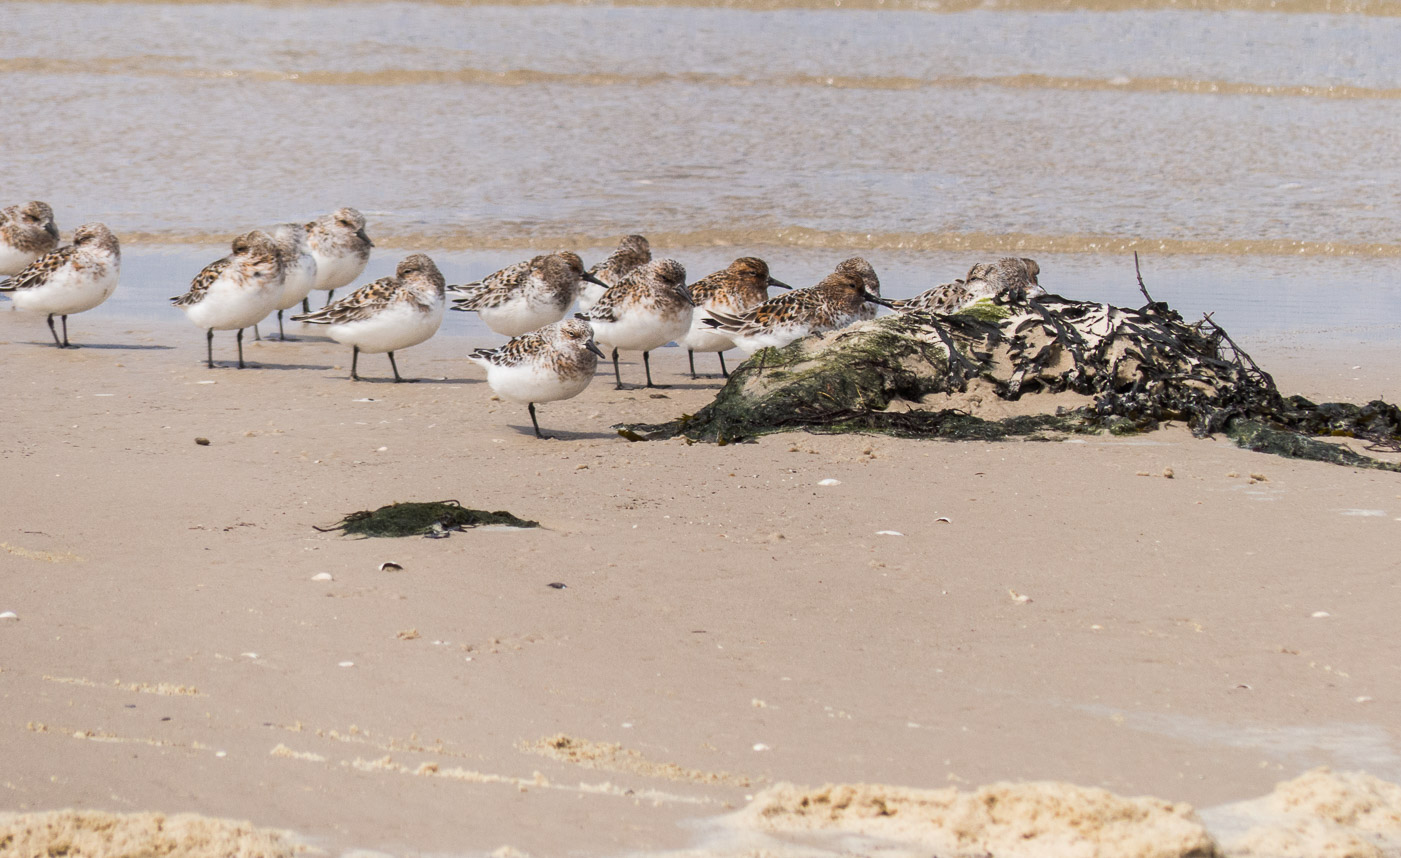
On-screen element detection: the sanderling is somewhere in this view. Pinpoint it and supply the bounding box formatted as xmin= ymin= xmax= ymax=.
xmin=292 ymin=253 xmax=445 ymax=382
xmin=580 ymin=234 xmax=650 ymax=311
xmin=171 ymin=231 xmax=285 ymax=368
xmin=890 ymin=258 xmax=1043 ymax=315
xmin=305 ymin=207 xmax=372 ymax=307
xmin=468 ymin=317 xmax=606 ymax=439
xmin=0 ymin=201 xmax=60 ymax=276
xmin=678 ymin=257 xmax=791 ymax=378
xmin=265 ymin=222 xmax=319 ymax=339
xmin=449 ymin=251 xmax=606 ymax=337
xmin=842 ymin=257 xmax=883 ymax=322
xmin=1 ymin=222 xmax=120 ymax=348
xmin=576 ymin=258 xmax=692 ymax=389
xmin=703 ymin=259 xmax=891 ymax=355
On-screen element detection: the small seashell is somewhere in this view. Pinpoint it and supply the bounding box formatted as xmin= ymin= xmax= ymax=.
xmin=876 ymin=530 xmax=903 ymax=536
xmin=1008 ymin=589 xmax=1031 ymax=604
xmin=752 ymin=743 xmax=770 ymax=752
xmin=195 ymin=437 xmax=211 ymax=446
xmin=1250 ymin=473 xmax=1267 ymax=482
xmin=0 ymin=611 xmax=18 ymax=620
xmin=215 ymin=751 xmax=227 ymax=758
xmin=935 ymin=516 xmax=951 ymax=523
xmin=311 ymin=573 xmax=333 ymax=581
xmin=338 ymin=661 xmax=354 ymax=668
xmin=1162 ymin=467 xmax=1174 ymax=479
xmin=376 ymin=446 xmax=388 ymax=452
xmin=241 ymin=652 xmax=258 ymax=659
xmin=378 ymin=562 xmax=403 ymax=572
xmin=352 ymin=398 xmax=376 ymax=402
xmin=818 ymin=479 xmax=841 ymax=486
xmin=547 ymin=582 xmax=567 ymax=589
xmin=1311 ymin=611 xmax=1330 ymax=618
xmin=1356 ymin=696 xmax=1374 ymax=704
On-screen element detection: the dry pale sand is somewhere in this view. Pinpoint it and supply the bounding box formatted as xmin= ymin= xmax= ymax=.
xmin=2 ymin=305 xmax=1401 ymax=857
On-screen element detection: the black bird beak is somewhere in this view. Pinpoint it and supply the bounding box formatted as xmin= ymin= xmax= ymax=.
xmin=582 ymin=271 xmax=608 ymax=287
xmin=357 ymin=228 xmax=373 ymax=248
xmin=46 ymin=222 xmax=60 ymax=240
xmin=864 ymin=292 xmax=895 ymax=308
xmin=768 ymin=277 xmax=793 ymax=290
xmin=586 ymin=341 xmax=606 ymax=359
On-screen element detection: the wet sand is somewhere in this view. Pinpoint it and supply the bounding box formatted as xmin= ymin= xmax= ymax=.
xmin=2 ymin=302 xmax=1400 ymax=856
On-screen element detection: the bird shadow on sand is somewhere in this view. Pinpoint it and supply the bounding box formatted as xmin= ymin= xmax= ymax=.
xmin=315 ymin=374 xmax=484 ymax=385
xmin=502 ymin=423 xmax=621 ymax=441
xmin=16 ymin=341 xmax=175 ymax=351
xmin=199 ymin=361 xmax=335 ymax=372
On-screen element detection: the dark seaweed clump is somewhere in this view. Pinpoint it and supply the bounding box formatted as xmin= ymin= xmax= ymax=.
xmin=624 ymin=288 xmax=1401 ymax=471
xmin=317 ymin=500 xmax=539 ymax=538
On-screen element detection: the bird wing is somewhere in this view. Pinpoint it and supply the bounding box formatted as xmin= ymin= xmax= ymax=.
xmin=293 ymin=276 xmax=398 ymax=325
xmin=2 ymin=245 xmax=78 ymax=293
xmin=170 ymin=256 xmax=231 ymax=306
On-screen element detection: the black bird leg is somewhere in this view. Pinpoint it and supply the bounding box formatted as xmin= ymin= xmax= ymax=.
xmin=643 ymin=351 xmax=668 ymax=388
xmin=528 ymin=403 xmax=550 ymax=439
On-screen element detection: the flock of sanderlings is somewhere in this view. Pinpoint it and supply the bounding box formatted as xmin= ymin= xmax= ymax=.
xmin=0 ymin=201 xmax=1044 ymax=438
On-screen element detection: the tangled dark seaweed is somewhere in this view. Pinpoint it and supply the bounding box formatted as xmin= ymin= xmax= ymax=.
xmin=627 ymin=285 xmax=1401 ymax=471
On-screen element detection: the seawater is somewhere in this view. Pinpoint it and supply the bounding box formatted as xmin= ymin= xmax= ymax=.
xmin=2 ymin=0 xmax=1399 ymax=341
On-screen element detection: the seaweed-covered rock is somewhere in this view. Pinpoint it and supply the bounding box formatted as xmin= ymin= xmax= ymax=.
xmin=628 ymin=293 xmax=1401 ymax=470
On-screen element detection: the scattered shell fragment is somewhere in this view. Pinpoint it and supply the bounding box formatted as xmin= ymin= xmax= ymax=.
xmin=1162 ymin=467 xmax=1174 ymax=478
xmin=378 ymin=562 xmax=403 ymax=572
xmin=1008 ymin=589 xmax=1032 ymax=604
xmin=1250 ymin=473 xmax=1267 ymax=481
xmin=396 ymin=629 xmax=420 ymax=641
xmin=753 ymin=743 xmax=770 ymax=752
xmin=338 ymin=661 xmax=354 ymax=668
xmin=935 ymin=517 xmax=951 ymax=523
xmin=1311 ymin=611 xmax=1331 ymax=618
xmin=876 ymin=530 xmax=904 ymax=536
xmin=194 ymin=437 xmax=210 ymax=446
xmin=818 ymin=479 xmax=841 ymax=486
xmin=547 ymin=582 xmax=567 ymax=590
xmin=0 ymin=611 xmax=18 ymax=620
xmin=1356 ymin=696 xmax=1374 ymax=704
xmin=311 ymin=573 xmax=333 ymax=582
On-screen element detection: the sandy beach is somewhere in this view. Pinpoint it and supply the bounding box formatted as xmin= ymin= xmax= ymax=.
xmin=2 ymin=299 xmax=1400 ymax=856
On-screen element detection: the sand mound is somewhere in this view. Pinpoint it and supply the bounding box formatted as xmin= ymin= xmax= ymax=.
xmin=740 ymin=780 xmax=1220 ymax=858
xmin=0 ymin=808 xmax=312 ymax=857
xmin=1221 ymin=767 xmax=1401 ymax=858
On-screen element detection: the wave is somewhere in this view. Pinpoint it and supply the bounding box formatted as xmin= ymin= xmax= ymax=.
xmin=120 ymin=227 xmax=1401 ymax=258
xmin=4 ymin=57 xmax=1398 ymax=100
xmin=12 ymin=0 xmax=1401 ymax=15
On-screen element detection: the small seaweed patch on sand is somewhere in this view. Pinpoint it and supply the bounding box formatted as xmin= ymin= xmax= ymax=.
xmin=0 ymin=809 xmax=315 ymax=858
xmin=316 ymin=500 xmax=538 ymax=538
xmin=740 ymin=780 xmax=1219 ymax=858
xmin=524 ymin=734 xmax=754 ymax=787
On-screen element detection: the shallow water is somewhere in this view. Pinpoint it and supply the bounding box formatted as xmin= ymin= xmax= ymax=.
xmin=2 ymin=0 xmax=1399 ymax=338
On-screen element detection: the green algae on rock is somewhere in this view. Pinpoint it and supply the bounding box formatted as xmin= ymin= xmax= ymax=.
xmin=625 ymin=293 xmax=1401 ymax=470
xmin=317 ymin=500 xmax=539 ymax=538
